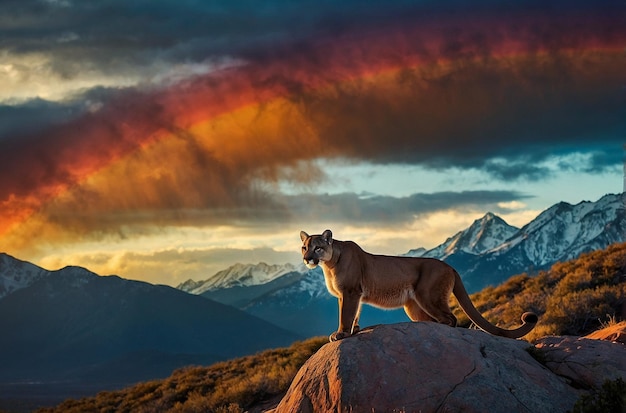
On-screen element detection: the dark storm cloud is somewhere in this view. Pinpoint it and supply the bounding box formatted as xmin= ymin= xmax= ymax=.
xmin=297 ymin=51 xmax=625 ymax=177
xmin=283 ymin=190 xmax=530 ymax=224
xmin=0 ymin=0 xmax=440 ymax=139
xmin=0 ymin=0 xmax=423 ymax=75
xmin=0 ymin=98 xmax=81 ymax=140
xmin=584 ymin=150 xmax=624 ymax=173
xmin=483 ymin=160 xmax=550 ymax=182
xmin=0 ymin=87 xmax=121 ymax=141
xmin=3 ymin=0 xmax=619 ymax=74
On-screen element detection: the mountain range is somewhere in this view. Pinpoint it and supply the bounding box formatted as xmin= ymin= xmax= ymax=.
xmin=0 ymin=254 xmax=301 ymax=395
xmin=424 ymin=192 xmax=626 ymax=291
xmin=177 ymin=192 xmax=626 ymax=337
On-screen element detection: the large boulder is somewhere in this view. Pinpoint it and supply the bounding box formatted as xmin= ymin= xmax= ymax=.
xmin=272 ymin=322 xmax=626 ymax=413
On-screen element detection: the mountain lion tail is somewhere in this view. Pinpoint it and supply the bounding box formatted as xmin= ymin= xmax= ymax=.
xmin=452 ymin=271 xmax=538 ymax=339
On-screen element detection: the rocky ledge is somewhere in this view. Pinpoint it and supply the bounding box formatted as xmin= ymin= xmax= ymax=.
xmin=271 ymin=322 xmax=626 ymax=413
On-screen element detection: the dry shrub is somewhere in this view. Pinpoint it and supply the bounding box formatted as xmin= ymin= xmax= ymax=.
xmin=451 ymin=242 xmax=626 ymax=342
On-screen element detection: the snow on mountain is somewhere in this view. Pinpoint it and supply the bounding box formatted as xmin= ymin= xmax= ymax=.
xmin=0 ymin=253 xmax=104 ymax=302
xmin=178 ymin=262 xmax=302 ymax=295
xmin=264 ymin=267 xmax=328 ymax=304
xmin=442 ymin=192 xmax=626 ymax=292
xmin=0 ymin=253 xmax=50 ymax=300
xmin=240 ymin=268 xmax=324 ymax=312
xmin=421 ymin=212 xmax=519 ymax=260
xmin=491 ymin=193 xmax=626 ymax=266
xmin=176 ymin=278 xmax=204 ymax=293
xmin=403 ymin=247 xmax=427 ymax=257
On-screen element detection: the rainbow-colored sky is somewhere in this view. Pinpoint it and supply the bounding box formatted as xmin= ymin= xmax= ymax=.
xmin=1 ymin=0 xmax=625 ymax=285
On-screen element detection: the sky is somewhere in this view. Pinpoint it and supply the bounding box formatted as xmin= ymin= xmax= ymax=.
xmin=1 ymin=0 xmax=625 ymax=286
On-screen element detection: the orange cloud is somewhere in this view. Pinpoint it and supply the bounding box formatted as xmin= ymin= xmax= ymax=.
xmin=1 ymin=9 xmax=624 ymax=254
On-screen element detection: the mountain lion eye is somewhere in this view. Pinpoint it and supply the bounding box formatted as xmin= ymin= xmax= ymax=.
xmin=314 ymin=247 xmax=322 ymax=253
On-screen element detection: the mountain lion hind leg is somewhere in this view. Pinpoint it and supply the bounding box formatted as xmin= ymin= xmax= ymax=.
xmin=403 ymin=300 xmax=436 ymax=322
xmin=412 ymin=294 xmax=457 ymax=327
xmin=410 ymin=267 xmax=457 ymax=326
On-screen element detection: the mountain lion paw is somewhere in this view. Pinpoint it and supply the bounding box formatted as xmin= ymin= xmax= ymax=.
xmin=329 ymin=331 xmax=350 ymax=341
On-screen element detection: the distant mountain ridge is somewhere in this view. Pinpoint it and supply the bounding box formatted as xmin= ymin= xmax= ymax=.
xmin=406 ymin=212 xmax=519 ymax=259
xmin=449 ymin=192 xmax=626 ymax=290
xmin=177 ymin=193 xmax=626 ymax=337
xmin=496 ymin=194 xmax=626 ymax=265
xmin=0 ymin=253 xmax=49 ymax=300
xmin=0 ymin=255 xmax=301 ymax=388
xmin=178 ymin=262 xmax=302 ymax=295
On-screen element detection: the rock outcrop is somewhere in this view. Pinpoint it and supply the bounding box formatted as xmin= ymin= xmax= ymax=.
xmin=535 ymin=335 xmax=626 ymax=390
xmin=271 ymin=322 xmax=626 ymax=413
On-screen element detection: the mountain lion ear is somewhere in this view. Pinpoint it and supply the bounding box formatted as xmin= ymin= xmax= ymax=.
xmin=300 ymin=231 xmax=310 ymax=242
xmin=322 ymin=229 xmax=333 ymax=244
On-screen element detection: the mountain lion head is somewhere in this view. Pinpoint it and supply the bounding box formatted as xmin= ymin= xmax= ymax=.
xmin=300 ymin=229 xmax=333 ymax=269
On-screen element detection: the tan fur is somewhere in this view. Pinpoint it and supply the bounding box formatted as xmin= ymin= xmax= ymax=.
xmin=300 ymin=229 xmax=538 ymax=341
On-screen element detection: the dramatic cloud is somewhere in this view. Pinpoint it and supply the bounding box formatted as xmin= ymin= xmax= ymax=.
xmin=1 ymin=0 xmax=624 ymax=281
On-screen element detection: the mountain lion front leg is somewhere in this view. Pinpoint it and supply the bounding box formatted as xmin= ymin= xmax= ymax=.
xmin=330 ymin=292 xmax=361 ymax=341
xmin=352 ymin=300 xmax=362 ymax=335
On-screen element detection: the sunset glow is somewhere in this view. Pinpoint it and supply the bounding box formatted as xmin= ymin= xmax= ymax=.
xmin=1 ymin=1 xmax=624 ymax=284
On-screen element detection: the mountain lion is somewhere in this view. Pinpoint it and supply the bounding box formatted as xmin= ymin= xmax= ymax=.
xmin=300 ymin=229 xmax=538 ymax=341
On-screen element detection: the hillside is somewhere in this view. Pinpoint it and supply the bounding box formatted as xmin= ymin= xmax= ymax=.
xmin=36 ymin=242 xmax=626 ymax=413
xmin=451 ymin=241 xmax=626 ymax=342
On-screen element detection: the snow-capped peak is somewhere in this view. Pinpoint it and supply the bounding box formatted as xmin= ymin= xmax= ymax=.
xmin=177 ymin=278 xmax=204 ymax=293
xmin=492 ymin=192 xmax=626 ymax=265
xmin=403 ymin=247 xmax=427 ymax=257
xmin=0 ymin=253 xmax=50 ymax=300
xmin=423 ymin=212 xmax=519 ymax=260
xmin=180 ymin=262 xmax=301 ymax=295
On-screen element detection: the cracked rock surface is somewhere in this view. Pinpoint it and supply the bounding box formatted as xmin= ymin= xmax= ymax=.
xmin=534 ymin=335 xmax=626 ymax=390
xmin=272 ymin=322 xmax=624 ymax=413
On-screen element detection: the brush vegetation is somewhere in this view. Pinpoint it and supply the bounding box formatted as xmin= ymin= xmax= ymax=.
xmin=39 ymin=243 xmax=626 ymax=412
xmin=451 ymin=242 xmax=626 ymax=342
xmin=36 ymin=337 xmax=327 ymax=413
